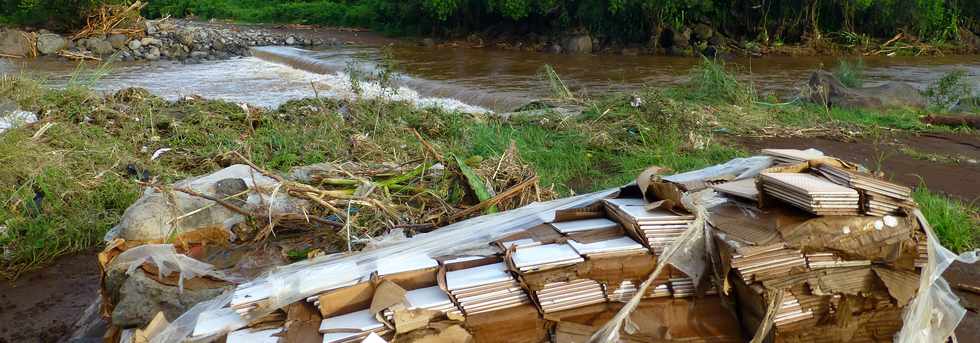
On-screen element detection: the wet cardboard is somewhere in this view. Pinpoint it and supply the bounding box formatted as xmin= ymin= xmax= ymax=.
xmin=318 ymin=281 xmax=377 ymax=318
xmin=463 ymin=304 xmax=547 ymax=343
xmin=550 ymin=297 xmax=743 ymax=342
xmin=284 ymin=302 xmax=323 ymax=343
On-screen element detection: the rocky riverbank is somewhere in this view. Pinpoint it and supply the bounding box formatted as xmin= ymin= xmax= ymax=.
xmin=0 ymin=19 xmax=336 ymax=63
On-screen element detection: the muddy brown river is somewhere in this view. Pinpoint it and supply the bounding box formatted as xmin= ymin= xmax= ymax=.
xmin=1 ymin=43 xmax=978 ymax=112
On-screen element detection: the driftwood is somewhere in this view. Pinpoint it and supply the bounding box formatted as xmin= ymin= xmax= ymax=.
xmin=920 ymin=114 xmax=980 ymax=129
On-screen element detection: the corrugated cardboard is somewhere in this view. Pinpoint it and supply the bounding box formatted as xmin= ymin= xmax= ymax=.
xmin=577 ymin=252 xmax=657 ymax=286
xmin=285 ymin=302 xmax=323 ymax=343
xmin=551 ymin=298 xmax=743 ymax=342
xmin=318 ymin=281 xmax=377 ymax=318
xmin=463 ymin=304 xmax=547 ymax=343
xmin=381 ymin=267 xmax=439 ymax=292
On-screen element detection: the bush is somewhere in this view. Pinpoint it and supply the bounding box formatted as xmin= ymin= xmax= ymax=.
xmin=0 ymin=0 xmax=128 ymax=30
xmin=833 ymin=59 xmax=866 ymax=88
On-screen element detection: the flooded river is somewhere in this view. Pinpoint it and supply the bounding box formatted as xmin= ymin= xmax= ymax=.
xmin=2 ymin=42 xmax=978 ymax=112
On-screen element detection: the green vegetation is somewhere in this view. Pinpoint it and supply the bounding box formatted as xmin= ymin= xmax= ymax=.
xmin=833 ymin=59 xmax=866 ymax=88
xmin=914 ymin=187 xmax=978 ymax=253
xmin=0 ymin=0 xmax=926 ymax=46
xmin=0 ymin=58 xmax=976 ymax=278
xmin=925 ymin=69 xmax=977 ymax=111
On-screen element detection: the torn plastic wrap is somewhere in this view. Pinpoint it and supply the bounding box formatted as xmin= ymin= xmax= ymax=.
xmin=150 ymin=292 xmax=236 ymax=343
xmin=896 ymin=209 xmax=979 ymax=342
xmin=111 ymin=244 xmax=239 ymax=290
xmin=662 ymin=156 xmax=773 ymax=184
xmin=588 ymin=189 xmax=724 ymax=343
xmin=153 ymin=188 xmax=617 ymax=342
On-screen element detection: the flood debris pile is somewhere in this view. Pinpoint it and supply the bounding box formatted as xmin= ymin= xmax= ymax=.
xmin=100 ymin=148 xmax=970 ymax=343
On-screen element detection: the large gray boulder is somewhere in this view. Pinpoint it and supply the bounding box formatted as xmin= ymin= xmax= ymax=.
xmin=36 ymin=33 xmax=67 ymax=55
xmin=90 ymin=39 xmax=115 ymax=56
xmin=106 ymin=267 xmax=229 ymax=328
xmin=0 ymin=29 xmax=32 ymax=57
xmin=561 ymin=33 xmax=593 ymax=54
xmin=807 ymin=70 xmax=927 ymax=109
xmin=108 ymin=164 xmax=307 ymax=241
xmin=108 ymin=34 xmax=129 ymax=49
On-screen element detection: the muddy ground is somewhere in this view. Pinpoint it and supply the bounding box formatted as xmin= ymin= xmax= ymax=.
xmin=734 ymin=132 xmax=980 ymax=203
xmin=0 ymin=252 xmax=101 ymax=343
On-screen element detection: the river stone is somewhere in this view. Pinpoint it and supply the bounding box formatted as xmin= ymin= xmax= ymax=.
xmin=177 ymin=28 xmax=196 ymax=47
xmin=108 ymin=34 xmax=129 ymax=49
xmin=190 ymin=51 xmax=209 ymax=59
xmin=106 ymin=268 xmax=229 ymax=328
xmin=807 ymin=70 xmax=927 ymax=109
xmin=128 ymin=39 xmax=141 ymax=51
xmin=36 ymin=33 xmax=67 ymax=55
xmin=561 ymin=33 xmax=593 ymax=54
xmin=0 ymin=29 xmax=32 ymax=57
xmin=90 ymin=39 xmax=115 ymax=56
xmin=145 ymin=46 xmax=161 ymax=60
xmin=109 ymin=164 xmax=307 ymax=241
xmin=140 ymin=37 xmax=161 ymax=46
xmin=286 ymin=36 xmax=296 ymax=45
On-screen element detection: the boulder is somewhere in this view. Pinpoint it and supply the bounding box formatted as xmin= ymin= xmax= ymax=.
xmin=561 ymin=33 xmax=593 ymax=54
xmin=144 ymin=46 xmax=161 ymax=60
xmin=36 ymin=33 xmax=67 ymax=55
xmin=128 ymin=39 xmax=142 ymax=51
xmin=140 ymin=37 xmax=161 ymax=47
xmin=668 ymin=26 xmax=692 ymax=49
xmin=106 ymin=268 xmax=229 ymax=328
xmin=108 ymin=164 xmax=307 ymax=241
xmin=806 ymin=71 xmax=927 ymax=109
xmin=0 ymin=29 xmax=32 ymax=57
xmin=108 ymin=34 xmax=129 ymax=49
xmin=90 ymin=39 xmax=115 ymax=56
xmin=285 ymin=36 xmax=296 ymax=45
xmin=177 ymin=27 xmax=197 ymax=47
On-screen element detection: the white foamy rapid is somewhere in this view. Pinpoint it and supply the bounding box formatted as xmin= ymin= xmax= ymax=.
xmin=1 ymin=55 xmax=491 ymax=113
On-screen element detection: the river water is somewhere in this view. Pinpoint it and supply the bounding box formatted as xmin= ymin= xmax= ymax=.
xmin=1 ymin=43 xmax=978 ymax=112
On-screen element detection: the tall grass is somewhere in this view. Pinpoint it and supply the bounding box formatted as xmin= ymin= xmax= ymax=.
xmin=913 ymin=187 xmax=978 ymax=253
xmin=683 ymin=57 xmax=755 ymax=106
xmin=833 ymin=59 xmax=866 ymax=88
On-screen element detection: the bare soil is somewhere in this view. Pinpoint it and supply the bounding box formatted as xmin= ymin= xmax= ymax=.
xmin=733 ymin=132 xmax=980 ymax=203
xmin=0 ymin=252 xmax=102 ymax=343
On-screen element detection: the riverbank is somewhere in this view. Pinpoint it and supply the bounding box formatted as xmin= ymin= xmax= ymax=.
xmin=1 ymin=58 xmax=977 ymax=279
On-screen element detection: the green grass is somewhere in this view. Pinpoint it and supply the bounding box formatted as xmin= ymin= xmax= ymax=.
xmin=833 ymin=59 xmax=866 ymax=88
xmin=914 ymin=187 xmax=978 ymax=253
xmin=1 ymin=65 xmax=976 ymax=277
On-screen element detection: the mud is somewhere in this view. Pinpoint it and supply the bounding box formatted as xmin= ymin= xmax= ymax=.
xmin=0 ymin=252 xmax=102 ymax=343
xmin=733 ymin=132 xmax=980 ymax=203
xmin=946 ymin=261 xmax=980 ymax=340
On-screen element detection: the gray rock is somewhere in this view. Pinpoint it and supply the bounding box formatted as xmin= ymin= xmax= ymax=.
xmin=668 ymin=27 xmax=692 ymax=49
xmin=190 ymin=51 xmax=209 ymax=59
xmin=145 ymin=46 xmax=161 ymax=60
xmin=108 ymin=34 xmax=129 ymax=49
xmin=107 ymin=268 xmax=229 ymax=328
xmin=548 ymin=43 xmax=562 ymax=54
xmin=36 ymin=33 xmax=67 ymax=55
xmin=140 ymin=37 xmax=161 ymax=46
xmin=90 ymin=39 xmax=115 ymax=56
xmin=807 ymin=70 xmax=927 ymax=109
xmin=128 ymin=39 xmax=142 ymax=51
xmin=111 ymin=164 xmax=306 ymax=241
xmin=421 ymin=38 xmax=435 ymax=48
xmin=561 ymin=33 xmax=593 ymax=54
xmin=0 ymin=29 xmax=32 ymax=57
xmin=177 ymin=28 xmax=196 ymax=47
xmin=285 ymin=36 xmax=296 ymax=45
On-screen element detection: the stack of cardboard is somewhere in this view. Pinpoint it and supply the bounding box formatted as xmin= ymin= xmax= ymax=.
xmin=813 ymin=164 xmax=914 ymax=216
xmin=606 ymin=280 xmax=671 ymax=302
xmin=761 ymin=148 xmax=825 ymax=165
xmin=709 ymin=162 xmax=925 ymax=342
xmin=445 ymin=262 xmax=529 ymax=316
xmin=729 ymin=243 xmax=807 ymax=283
xmin=759 ymin=173 xmax=860 ymax=215
xmin=511 ymin=243 xmax=584 ymax=273
xmin=534 ymin=279 xmax=607 ymax=313
xmin=318 ymin=309 xmax=388 ymax=343
xmin=568 ymin=236 xmax=647 ymax=258
xmin=381 ymin=286 xmax=457 ymax=321
xmin=602 ymin=198 xmax=695 ymax=254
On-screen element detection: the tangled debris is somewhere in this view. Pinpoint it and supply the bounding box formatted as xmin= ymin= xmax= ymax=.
xmin=94 ymin=148 xmax=977 ymax=343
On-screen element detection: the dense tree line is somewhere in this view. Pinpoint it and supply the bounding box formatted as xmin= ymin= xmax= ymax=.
xmin=2 ymin=0 xmax=977 ymax=44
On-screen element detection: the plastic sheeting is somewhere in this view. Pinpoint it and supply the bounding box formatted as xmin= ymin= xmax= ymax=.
xmin=896 ymin=209 xmax=979 ymax=342
xmin=153 ymin=188 xmax=617 ymax=342
xmin=150 ymin=292 xmax=236 ymax=343
xmin=111 ymin=244 xmax=239 ymax=290
xmin=663 ymin=156 xmax=773 ymax=183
